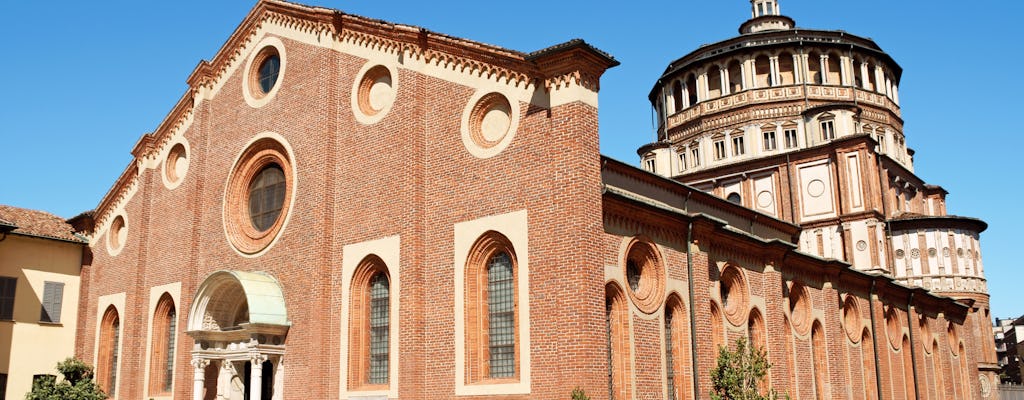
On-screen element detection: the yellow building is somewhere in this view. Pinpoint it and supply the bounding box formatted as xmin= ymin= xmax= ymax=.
xmin=0 ymin=205 xmax=86 ymax=399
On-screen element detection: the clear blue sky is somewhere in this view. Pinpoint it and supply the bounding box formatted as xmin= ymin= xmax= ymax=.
xmin=2 ymin=1 xmax=1021 ymax=318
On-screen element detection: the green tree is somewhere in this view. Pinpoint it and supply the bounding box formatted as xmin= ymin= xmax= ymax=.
xmin=26 ymin=357 xmax=107 ymax=400
xmin=709 ymin=337 xmax=787 ymax=400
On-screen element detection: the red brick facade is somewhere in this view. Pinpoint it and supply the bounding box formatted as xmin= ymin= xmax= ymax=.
xmin=73 ymin=1 xmax=990 ymax=399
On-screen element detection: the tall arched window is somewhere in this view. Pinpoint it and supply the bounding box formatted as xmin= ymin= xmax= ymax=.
xmin=931 ymin=340 xmax=941 ymax=400
xmin=465 ymin=232 xmax=519 ymax=383
xmin=487 ymin=251 xmax=515 ymax=378
xmin=97 ymin=306 xmax=120 ymax=397
xmin=349 ymin=255 xmax=391 ymax=389
xmin=811 ymin=321 xmax=827 ymax=400
xmin=957 ymin=343 xmax=970 ymax=400
xmin=710 ymin=301 xmax=724 ymax=354
xmin=149 ymin=294 xmax=176 ymax=396
xmin=606 ymin=283 xmax=631 ymax=400
xmin=665 ymin=295 xmax=690 ymax=400
xmin=902 ymin=335 xmax=916 ymax=400
xmin=783 ymin=317 xmax=796 ymax=393
xmin=862 ymin=328 xmax=877 ymax=400
xmin=748 ymin=309 xmax=769 ymax=393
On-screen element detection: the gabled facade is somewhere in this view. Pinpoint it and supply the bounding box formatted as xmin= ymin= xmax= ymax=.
xmin=75 ymin=1 xmax=616 ymax=399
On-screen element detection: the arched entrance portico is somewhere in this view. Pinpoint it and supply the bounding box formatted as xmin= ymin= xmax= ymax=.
xmin=186 ymin=271 xmax=290 ymax=400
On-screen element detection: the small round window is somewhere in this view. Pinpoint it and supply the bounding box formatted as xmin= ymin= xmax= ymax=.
xmin=247 ymin=165 xmax=286 ymax=231
xmin=107 ymin=215 xmax=127 ymax=255
xmin=243 ymin=37 xmax=287 ymax=108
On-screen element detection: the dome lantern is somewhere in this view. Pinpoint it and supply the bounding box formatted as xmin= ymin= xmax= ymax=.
xmin=741 ymin=0 xmax=795 ymax=34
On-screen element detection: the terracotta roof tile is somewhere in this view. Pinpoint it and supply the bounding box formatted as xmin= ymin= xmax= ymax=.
xmin=0 ymin=205 xmax=86 ymax=243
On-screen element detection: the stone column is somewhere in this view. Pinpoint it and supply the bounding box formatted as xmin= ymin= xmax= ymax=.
xmin=191 ymin=358 xmax=209 ymax=400
xmin=250 ymin=354 xmax=268 ymax=400
xmin=698 ymin=73 xmax=708 ymax=102
xmin=840 ymin=56 xmax=851 ymax=86
xmin=860 ymin=62 xmax=870 ymax=90
xmin=745 ymin=57 xmax=753 ymax=89
xmin=720 ymin=66 xmax=730 ymax=95
xmin=272 ymin=357 xmax=284 ymax=400
xmin=820 ymin=54 xmax=829 ymax=84
xmin=769 ymin=56 xmax=779 ymax=86
xmin=793 ymin=53 xmax=804 ymax=84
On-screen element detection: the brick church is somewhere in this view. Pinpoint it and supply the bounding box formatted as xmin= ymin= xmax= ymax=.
xmin=72 ymin=0 xmax=997 ymax=399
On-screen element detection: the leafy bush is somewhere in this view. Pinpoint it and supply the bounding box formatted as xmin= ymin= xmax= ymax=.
xmin=710 ymin=337 xmax=787 ymax=400
xmin=25 ymin=358 xmax=106 ymax=400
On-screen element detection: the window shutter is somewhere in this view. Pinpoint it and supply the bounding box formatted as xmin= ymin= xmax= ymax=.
xmin=40 ymin=282 xmax=64 ymax=323
xmin=0 ymin=277 xmax=15 ymax=320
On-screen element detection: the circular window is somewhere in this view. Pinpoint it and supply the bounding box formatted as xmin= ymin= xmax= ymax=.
xmin=895 ymin=249 xmax=905 ymax=259
xmin=107 ymin=215 xmax=127 ymax=255
xmin=719 ymin=266 xmax=749 ymax=327
xmin=885 ymin=305 xmax=903 ymax=350
xmin=242 ymin=37 xmax=287 ymax=108
xmin=911 ymin=248 xmax=920 ymax=259
xmin=352 ymin=63 xmax=397 ymax=124
xmin=224 ymin=134 xmax=295 ymax=256
xmin=162 ymin=142 xmax=189 ymax=188
xmin=461 ymin=91 xmax=519 ymax=159
xmin=928 ymin=248 xmax=937 ymax=257
xmin=957 ymin=248 xmax=964 ymax=258
xmin=622 ymin=238 xmax=665 ymax=314
xmin=247 ymin=165 xmax=286 ymax=231
xmin=842 ymin=296 xmax=861 ymax=343
xmin=789 ymin=282 xmax=811 ymax=335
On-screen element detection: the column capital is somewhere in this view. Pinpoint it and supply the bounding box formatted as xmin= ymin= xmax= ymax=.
xmin=191 ymin=358 xmax=210 ymax=369
xmin=250 ymin=353 xmax=269 ymax=366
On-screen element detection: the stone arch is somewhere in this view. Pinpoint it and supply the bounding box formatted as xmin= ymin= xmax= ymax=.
xmin=707 ymin=65 xmax=723 ymax=99
xmin=754 ymin=55 xmax=772 ymax=87
xmin=188 ymin=271 xmax=289 ymax=332
xmin=807 ymin=51 xmax=824 ymax=84
xmin=685 ymin=73 xmax=698 ymax=106
xmin=186 ymin=271 xmax=289 ymax=400
xmin=826 ymin=51 xmax=843 ymax=85
xmin=727 ymin=59 xmax=743 ymax=93
xmin=778 ymin=51 xmax=795 ymax=85
xmin=672 ymin=80 xmax=684 ymax=113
